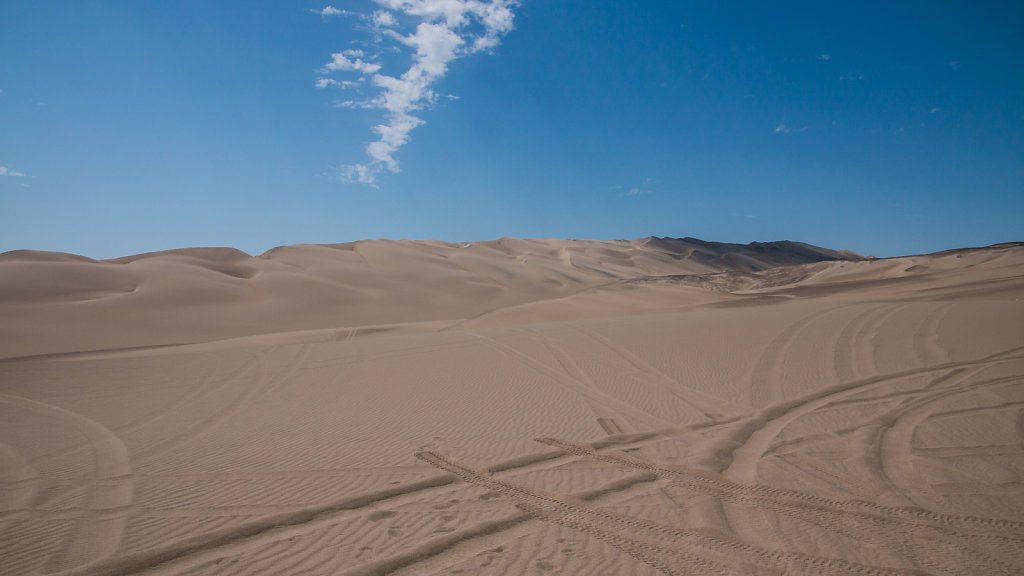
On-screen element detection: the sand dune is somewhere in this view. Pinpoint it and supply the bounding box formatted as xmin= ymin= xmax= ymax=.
xmin=1 ymin=238 xmax=1022 ymax=575
xmin=0 ymin=237 xmax=853 ymax=359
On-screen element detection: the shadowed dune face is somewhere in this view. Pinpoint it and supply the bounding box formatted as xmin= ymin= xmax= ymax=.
xmin=1 ymin=239 xmax=1022 ymax=576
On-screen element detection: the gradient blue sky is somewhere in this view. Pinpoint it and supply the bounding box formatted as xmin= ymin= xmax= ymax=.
xmin=2 ymin=1 xmax=1022 ymax=259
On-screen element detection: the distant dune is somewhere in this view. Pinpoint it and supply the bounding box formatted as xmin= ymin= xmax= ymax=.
xmin=0 ymin=237 xmax=857 ymax=358
xmin=1 ymin=238 xmax=1022 ymax=575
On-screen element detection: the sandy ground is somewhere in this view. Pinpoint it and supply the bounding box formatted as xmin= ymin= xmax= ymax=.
xmin=1 ymin=239 xmax=1022 ymax=575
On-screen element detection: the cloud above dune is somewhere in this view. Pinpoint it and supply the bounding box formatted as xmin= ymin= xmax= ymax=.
xmin=316 ymin=0 xmax=518 ymax=185
xmin=322 ymin=49 xmax=383 ymax=75
xmin=314 ymin=6 xmax=346 ymax=16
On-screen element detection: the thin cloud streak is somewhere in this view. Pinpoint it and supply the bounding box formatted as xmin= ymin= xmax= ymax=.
xmin=317 ymin=0 xmax=518 ymax=185
xmin=312 ymin=6 xmax=348 ymax=17
xmin=774 ymin=124 xmax=807 ymax=134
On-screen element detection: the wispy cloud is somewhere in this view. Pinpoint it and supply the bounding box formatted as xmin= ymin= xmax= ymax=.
xmin=817 ymin=54 xmax=832 ymax=61
xmin=316 ymin=77 xmax=341 ymax=88
xmin=621 ymin=178 xmax=660 ymax=197
xmin=0 ymin=166 xmax=26 ymax=177
xmin=316 ymin=0 xmax=518 ymax=185
xmin=312 ymin=6 xmax=348 ymax=17
xmin=774 ymin=124 xmax=807 ymax=134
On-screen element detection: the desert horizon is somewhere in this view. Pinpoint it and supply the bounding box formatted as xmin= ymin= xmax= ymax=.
xmin=4 ymin=2 xmax=1023 ymax=575
xmin=2 ymin=235 xmax=1022 ymax=575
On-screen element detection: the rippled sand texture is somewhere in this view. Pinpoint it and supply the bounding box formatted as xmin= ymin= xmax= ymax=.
xmin=1 ymin=240 xmax=1022 ymax=575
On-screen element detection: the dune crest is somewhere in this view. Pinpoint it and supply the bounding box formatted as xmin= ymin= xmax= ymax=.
xmin=0 ymin=237 xmax=857 ymax=358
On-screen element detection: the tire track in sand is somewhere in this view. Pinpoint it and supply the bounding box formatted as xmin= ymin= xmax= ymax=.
xmin=0 ymin=393 xmax=133 ymax=572
xmin=338 ymin=471 xmax=658 ymax=576
xmin=597 ymin=418 xmax=624 ymax=435
xmin=46 ymin=475 xmax=456 ymax=576
xmin=11 ymin=353 xmax=229 ymax=482
xmin=473 ymin=332 xmax=675 ymax=431
xmin=539 ymin=438 xmax=1024 ymax=576
xmin=1018 ymin=407 xmax=1024 ymax=445
xmin=521 ymin=327 xmax=680 ymax=429
xmin=134 ymin=344 xmax=309 ymax=464
xmin=749 ymin=305 xmax=853 ymax=410
xmin=112 ymin=352 xmax=222 ymax=436
xmin=833 ymin=304 xmax=902 ymax=384
xmin=540 ymin=438 xmax=1024 ymax=535
xmin=563 ymin=323 xmax=724 ymax=419
xmin=748 ymin=311 xmax=821 ymax=410
xmin=878 ymin=373 xmax=1024 ymax=508
xmin=0 ymin=442 xmax=38 ymax=505
xmin=872 ymin=372 xmax=1024 ymax=574
xmin=726 ymin=349 xmax=1024 ymax=486
xmin=912 ymin=302 xmax=953 ymax=366
xmin=416 ymin=450 xmax=921 ymax=576
xmin=44 ymin=444 xmax=578 ymax=576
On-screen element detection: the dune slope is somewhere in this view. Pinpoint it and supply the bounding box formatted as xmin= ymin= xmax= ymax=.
xmin=1 ymin=239 xmax=1022 ymax=576
xmin=0 ymin=237 xmax=854 ymax=359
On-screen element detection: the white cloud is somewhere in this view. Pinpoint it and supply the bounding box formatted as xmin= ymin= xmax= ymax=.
xmin=319 ymin=76 xmax=367 ymax=91
xmin=0 ymin=166 xmax=26 ymax=177
xmin=322 ymin=50 xmax=383 ymax=74
xmin=373 ymin=10 xmax=398 ymax=28
xmin=817 ymin=54 xmax=832 ymax=61
xmin=341 ymin=163 xmax=378 ymax=184
xmin=316 ymin=0 xmax=519 ymax=184
xmin=316 ymin=6 xmax=345 ymax=16
xmin=930 ymin=107 xmax=942 ymax=114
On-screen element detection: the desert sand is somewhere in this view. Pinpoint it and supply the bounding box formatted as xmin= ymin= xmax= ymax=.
xmin=1 ymin=237 xmax=1022 ymax=575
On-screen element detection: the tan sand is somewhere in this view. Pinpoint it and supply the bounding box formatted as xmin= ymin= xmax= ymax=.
xmin=0 ymin=238 xmax=1022 ymax=575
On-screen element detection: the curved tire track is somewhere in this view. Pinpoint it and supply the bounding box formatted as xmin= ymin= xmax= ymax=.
xmin=725 ymin=350 xmax=1024 ymax=486
xmin=0 ymin=393 xmax=133 ymax=572
xmin=749 ymin=309 xmax=826 ymax=409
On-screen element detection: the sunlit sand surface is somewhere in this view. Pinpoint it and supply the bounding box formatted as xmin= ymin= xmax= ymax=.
xmin=2 ymin=239 xmax=1022 ymax=575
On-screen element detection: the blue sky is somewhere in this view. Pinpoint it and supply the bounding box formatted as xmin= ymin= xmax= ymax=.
xmin=1 ymin=1 xmax=1022 ymax=259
